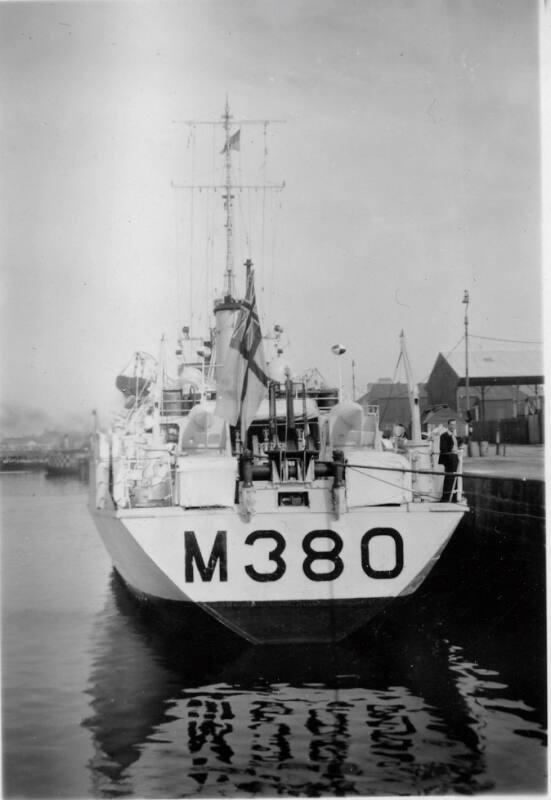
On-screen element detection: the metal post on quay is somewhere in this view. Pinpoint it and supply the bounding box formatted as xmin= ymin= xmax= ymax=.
xmin=462 ymin=289 xmax=474 ymax=457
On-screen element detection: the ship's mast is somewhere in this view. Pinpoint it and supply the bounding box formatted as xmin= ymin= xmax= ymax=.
xmin=400 ymin=330 xmax=422 ymax=442
xmin=222 ymin=100 xmax=235 ymax=298
xmin=173 ymin=103 xmax=285 ymax=302
xmin=172 ymin=103 xmax=285 ymax=378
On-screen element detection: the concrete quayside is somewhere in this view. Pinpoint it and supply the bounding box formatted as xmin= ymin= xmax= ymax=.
xmin=462 ymin=443 xmax=544 ymax=482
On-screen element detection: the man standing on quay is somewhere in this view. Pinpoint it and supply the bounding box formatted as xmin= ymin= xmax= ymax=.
xmin=439 ymin=419 xmax=462 ymax=502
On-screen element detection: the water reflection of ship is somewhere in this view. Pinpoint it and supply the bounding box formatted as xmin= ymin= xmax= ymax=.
xmin=82 ymin=571 xmax=241 ymax=794
xmin=81 ymin=571 xmax=542 ymax=797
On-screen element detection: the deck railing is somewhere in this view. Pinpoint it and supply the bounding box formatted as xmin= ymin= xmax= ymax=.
xmin=114 ymin=450 xmax=174 ymax=508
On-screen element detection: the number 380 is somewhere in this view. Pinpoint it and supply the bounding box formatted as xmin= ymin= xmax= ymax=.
xmin=184 ymin=528 xmax=404 ymax=583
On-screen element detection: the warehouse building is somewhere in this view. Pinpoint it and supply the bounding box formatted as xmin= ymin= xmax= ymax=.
xmin=426 ymin=349 xmax=543 ymax=442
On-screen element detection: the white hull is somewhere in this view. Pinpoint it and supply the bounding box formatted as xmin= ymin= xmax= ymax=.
xmin=90 ymin=500 xmax=465 ymax=643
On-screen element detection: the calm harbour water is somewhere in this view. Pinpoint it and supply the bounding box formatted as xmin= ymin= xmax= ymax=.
xmin=1 ymin=471 xmax=547 ymax=798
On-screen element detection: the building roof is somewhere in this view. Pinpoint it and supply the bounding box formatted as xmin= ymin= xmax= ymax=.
xmin=294 ymin=367 xmax=330 ymax=390
xmin=359 ymin=382 xmax=428 ymax=402
xmin=357 ymin=382 xmax=429 ymax=430
xmin=422 ymin=405 xmax=461 ymax=425
xmin=456 ymin=385 xmax=533 ymax=401
xmin=443 ymin=350 xmax=543 ymax=386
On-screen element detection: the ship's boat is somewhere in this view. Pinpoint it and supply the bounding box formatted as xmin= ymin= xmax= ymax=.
xmin=89 ymin=103 xmax=467 ymax=644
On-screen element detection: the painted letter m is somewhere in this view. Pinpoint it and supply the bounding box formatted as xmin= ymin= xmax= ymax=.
xmin=184 ymin=531 xmax=227 ymax=582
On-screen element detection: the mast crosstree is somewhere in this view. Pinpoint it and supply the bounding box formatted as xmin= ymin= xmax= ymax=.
xmin=172 ymin=101 xmax=285 ymax=300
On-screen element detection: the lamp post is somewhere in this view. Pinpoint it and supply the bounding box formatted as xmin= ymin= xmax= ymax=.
xmin=462 ymin=290 xmax=472 ymax=455
xmin=332 ymin=344 xmax=346 ymax=402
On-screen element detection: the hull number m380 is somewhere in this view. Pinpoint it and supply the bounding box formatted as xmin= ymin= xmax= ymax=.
xmin=184 ymin=529 xmax=404 ymax=583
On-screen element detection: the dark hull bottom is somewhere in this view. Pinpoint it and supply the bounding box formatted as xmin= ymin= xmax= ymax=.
xmin=117 ymin=571 xmax=392 ymax=644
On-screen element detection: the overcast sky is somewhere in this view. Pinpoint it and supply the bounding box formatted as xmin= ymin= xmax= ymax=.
xmin=0 ymin=0 xmax=544 ymax=434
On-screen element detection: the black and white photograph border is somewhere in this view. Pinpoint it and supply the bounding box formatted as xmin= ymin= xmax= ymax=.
xmin=1 ymin=1 xmax=548 ymax=798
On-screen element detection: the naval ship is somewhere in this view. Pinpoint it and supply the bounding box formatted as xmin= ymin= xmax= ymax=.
xmin=89 ymin=103 xmax=467 ymax=644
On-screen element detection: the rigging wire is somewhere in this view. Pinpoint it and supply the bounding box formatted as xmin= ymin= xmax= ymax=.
xmin=203 ymin=184 xmax=211 ymax=330
xmin=346 ymin=463 xmax=544 ymax=518
xmin=172 ymin=187 xmax=182 ymax=332
xmin=274 ymin=194 xmax=283 ymax=321
xmin=347 ymin=464 xmax=427 ymax=494
xmin=267 ymin=189 xmax=279 ymax=324
xmin=248 ymin=188 xmax=253 ymax=260
xmin=469 ymin=505 xmax=545 ymax=521
xmin=418 ymin=331 xmax=541 ymax=388
xmin=261 ymin=122 xmax=268 ymax=282
xmin=470 ymin=334 xmax=542 ymax=345
xmin=236 ymin=185 xmax=251 ymax=265
xmin=208 ymin=123 xmax=216 ymax=318
xmin=232 ymin=149 xmax=248 ymax=296
xmin=347 ymin=463 xmax=455 ymax=503
xmin=261 ymin=187 xmax=267 ymax=296
xmin=445 ymin=334 xmax=465 ymax=357
xmin=420 ymin=335 xmax=465 ymax=384
xmin=188 ymin=125 xmax=196 ymax=331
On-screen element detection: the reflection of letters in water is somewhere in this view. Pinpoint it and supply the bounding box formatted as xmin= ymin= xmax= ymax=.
xmin=305 ymin=706 xmax=351 ymax=769
xmin=367 ymin=702 xmax=417 ymax=760
xmin=184 ymin=695 xmax=357 ymax=789
xmin=185 ymin=695 xmax=421 ymax=777
xmin=83 ymin=571 xmax=545 ymax=797
xmin=250 ymin=700 xmax=293 ymax=763
xmin=183 ymin=529 xmax=405 ymax=583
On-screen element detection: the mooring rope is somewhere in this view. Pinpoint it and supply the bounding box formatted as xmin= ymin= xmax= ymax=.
xmin=327 ymin=461 xmax=543 ymax=519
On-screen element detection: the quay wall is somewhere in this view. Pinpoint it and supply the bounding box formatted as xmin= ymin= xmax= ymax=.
xmin=387 ymin=472 xmax=547 ymax=717
xmin=462 ymin=473 xmax=545 ymax=537
xmin=456 ymin=473 xmax=545 ymax=634
xmin=443 ymin=474 xmax=545 ymax=631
